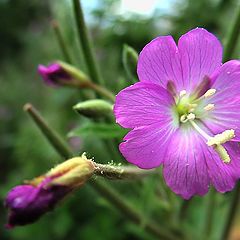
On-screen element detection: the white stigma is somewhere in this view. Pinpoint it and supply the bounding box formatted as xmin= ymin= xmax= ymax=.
xmin=207 ymin=129 xmax=235 ymax=146
xmin=187 ymin=113 xmax=196 ymax=120
xmin=204 ymin=103 xmax=215 ymax=111
xmin=204 ymin=89 xmax=216 ymax=98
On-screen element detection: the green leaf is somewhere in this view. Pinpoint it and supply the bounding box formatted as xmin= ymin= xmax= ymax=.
xmin=68 ymin=123 xmax=128 ymax=139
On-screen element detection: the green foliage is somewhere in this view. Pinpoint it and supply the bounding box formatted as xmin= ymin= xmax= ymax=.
xmin=1 ymin=0 xmax=240 ymax=240
xmin=68 ymin=122 xmax=128 ymax=139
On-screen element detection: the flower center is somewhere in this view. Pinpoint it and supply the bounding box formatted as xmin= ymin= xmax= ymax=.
xmin=174 ymin=89 xmax=235 ymax=163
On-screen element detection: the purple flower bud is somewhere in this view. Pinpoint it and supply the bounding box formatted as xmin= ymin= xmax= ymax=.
xmin=4 ymin=156 xmax=94 ymax=228
xmin=38 ymin=63 xmax=71 ymax=86
xmin=5 ymin=179 xmax=70 ymax=228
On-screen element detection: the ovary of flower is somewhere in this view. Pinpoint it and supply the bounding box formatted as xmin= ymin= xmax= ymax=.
xmin=207 ymin=129 xmax=235 ymax=146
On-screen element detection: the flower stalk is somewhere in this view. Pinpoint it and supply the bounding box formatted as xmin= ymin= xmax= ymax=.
xmin=23 ymin=103 xmax=176 ymax=240
xmin=72 ymin=0 xmax=104 ymax=86
xmin=94 ymin=163 xmax=157 ymax=180
xmin=51 ymin=20 xmax=73 ymax=64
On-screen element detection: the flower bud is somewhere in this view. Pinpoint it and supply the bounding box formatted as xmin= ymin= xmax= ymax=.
xmin=122 ymin=44 xmax=138 ymax=80
xmin=38 ymin=61 xmax=91 ymax=87
xmin=5 ymin=155 xmax=95 ymax=228
xmin=73 ymin=99 xmax=113 ymax=119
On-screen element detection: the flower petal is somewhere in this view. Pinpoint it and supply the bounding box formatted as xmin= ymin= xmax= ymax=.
xmin=163 ymin=128 xmax=210 ymax=199
xmin=137 ymin=36 xmax=184 ymax=90
xmin=114 ymin=82 xmax=175 ymax=128
xmin=205 ymin=142 xmax=240 ymax=193
xmin=178 ymin=28 xmax=222 ymax=91
xmin=204 ymin=60 xmax=240 ymax=138
xmin=120 ymin=122 xmax=176 ymax=169
xmin=163 ymin=127 xmax=240 ymax=199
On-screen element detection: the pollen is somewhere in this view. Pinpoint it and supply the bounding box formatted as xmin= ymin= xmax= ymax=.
xmin=204 ymin=89 xmax=216 ymax=98
xmin=207 ymin=129 xmax=235 ymax=146
xmin=204 ymin=103 xmax=215 ymax=111
xmin=179 ymin=90 xmax=187 ymax=97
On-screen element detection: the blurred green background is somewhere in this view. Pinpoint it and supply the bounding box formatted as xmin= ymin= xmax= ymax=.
xmin=1 ymin=0 xmax=240 ymax=239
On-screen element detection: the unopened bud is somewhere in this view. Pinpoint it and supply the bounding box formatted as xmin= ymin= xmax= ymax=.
xmin=38 ymin=61 xmax=91 ymax=88
xmin=73 ymin=99 xmax=113 ymax=118
xmin=122 ymin=44 xmax=138 ymax=80
xmin=4 ymin=155 xmax=94 ymax=227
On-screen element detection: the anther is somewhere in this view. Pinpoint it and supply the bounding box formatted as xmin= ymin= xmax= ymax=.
xmin=187 ymin=113 xmax=196 ymax=120
xmin=204 ymin=89 xmax=216 ymax=98
xmin=204 ymin=104 xmax=215 ymax=111
xmin=180 ymin=114 xmax=187 ymax=123
xmin=179 ymin=90 xmax=187 ymax=97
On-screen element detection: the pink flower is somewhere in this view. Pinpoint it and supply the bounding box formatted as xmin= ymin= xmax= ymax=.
xmin=38 ymin=63 xmax=71 ymax=86
xmin=114 ymin=28 xmax=240 ymax=199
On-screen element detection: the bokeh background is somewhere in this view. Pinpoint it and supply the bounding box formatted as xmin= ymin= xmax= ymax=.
xmin=1 ymin=0 xmax=240 ymax=239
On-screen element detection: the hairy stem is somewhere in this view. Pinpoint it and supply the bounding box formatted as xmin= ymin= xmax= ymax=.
xmin=72 ymin=0 xmax=104 ymax=85
xmin=223 ymin=4 xmax=240 ymax=62
xmin=24 ymin=103 xmax=177 ymax=240
xmin=94 ymin=163 xmax=157 ymax=180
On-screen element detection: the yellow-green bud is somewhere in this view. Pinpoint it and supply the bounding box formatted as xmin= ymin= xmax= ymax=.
xmin=73 ymin=99 xmax=113 ymax=118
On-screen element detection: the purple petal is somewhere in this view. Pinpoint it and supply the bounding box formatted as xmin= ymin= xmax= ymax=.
xmin=163 ymin=128 xmax=210 ymax=199
xmin=178 ymin=28 xmax=222 ymax=91
xmin=114 ymin=82 xmax=175 ymax=129
xmin=203 ymin=60 xmax=240 ymax=138
xmin=163 ymin=127 xmax=240 ymax=199
xmin=137 ymin=36 xmax=183 ymax=90
xmin=137 ymin=28 xmax=222 ymax=92
xmin=120 ymin=122 xmax=177 ymax=169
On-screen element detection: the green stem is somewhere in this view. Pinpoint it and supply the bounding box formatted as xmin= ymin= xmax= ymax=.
xmin=220 ymin=183 xmax=240 ymax=240
xmin=24 ymin=103 xmax=176 ymax=240
xmin=87 ymin=81 xmax=115 ymax=102
xmin=178 ymin=200 xmax=191 ymax=221
xmin=223 ymin=4 xmax=240 ymax=62
xmin=90 ymin=179 xmax=178 ymax=240
xmin=204 ymin=188 xmax=215 ymax=240
xmin=23 ymin=103 xmax=72 ymax=159
xmin=72 ymin=0 xmax=104 ymax=85
xmin=94 ymin=163 xmax=157 ymax=180
xmin=51 ymin=20 xmax=73 ymax=64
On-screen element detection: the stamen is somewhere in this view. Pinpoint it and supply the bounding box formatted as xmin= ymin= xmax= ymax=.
xmin=213 ymin=145 xmax=231 ymax=163
xmin=180 ymin=114 xmax=188 ymax=123
xmin=187 ymin=113 xmax=196 ymax=120
xmin=207 ymin=129 xmax=235 ymax=146
xmin=204 ymin=103 xmax=215 ymax=111
xmin=204 ymin=89 xmax=216 ymax=98
xmin=179 ymin=90 xmax=187 ymax=98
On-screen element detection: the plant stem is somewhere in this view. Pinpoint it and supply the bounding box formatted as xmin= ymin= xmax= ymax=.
xmin=94 ymin=163 xmax=157 ymax=180
xmin=204 ymin=188 xmax=215 ymax=240
xmin=23 ymin=103 xmax=72 ymax=159
xmin=51 ymin=20 xmax=73 ymax=64
xmin=220 ymin=183 xmax=240 ymax=240
xmin=87 ymin=81 xmax=115 ymax=102
xmin=90 ymin=179 xmax=178 ymax=240
xmin=24 ymin=103 xmax=176 ymax=240
xmin=223 ymin=4 xmax=240 ymax=62
xmin=72 ymin=0 xmax=104 ymax=85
